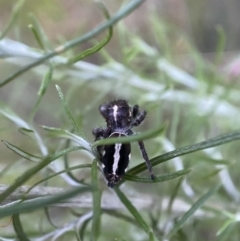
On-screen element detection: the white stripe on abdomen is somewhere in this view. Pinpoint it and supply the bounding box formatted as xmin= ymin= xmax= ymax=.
xmin=113 ymin=143 xmax=121 ymax=174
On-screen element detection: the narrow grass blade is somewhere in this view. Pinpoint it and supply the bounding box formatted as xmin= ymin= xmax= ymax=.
xmin=103 ymin=210 xmax=138 ymax=227
xmin=24 ymin=164 xmax=91 ymax=198
xmin=167 ymin=177 xmax=184 ymax=214
xmin=0 ymin=102 xmax=48 ymax=156
xmin=91 ymin=159 xmax=102 ymax=241
xmin=0 ymin=186 xmax=91 ymax=218
xmin=68 ymin=2 xmax=112 ymax=64
xmin=0 ymin=0 xmax=145 ymax=87
xmin=30 ymin=65 xmax=53 ymax=121
xmin=166 ymin=184 xmax=221 ymax=239
xmin=0 ymin=160 xmax=26 ymax=179
xmin=38 ymin=66 xmax=53 ymax=96
xmin=0 ymin=102 xmax=29 ymax=129
xmin=218 ymin=223 xmax=236 ymax=241
xmin=80 ymin=217 xmax=92 ymax=241
xmin=18 ymin=127 xmax=34 ymax=136
xmin=217 ymin=219 xmax=235 ymax=236
xmin=55 ymin=85 xmax=82 ymax=135
xmin=12 ymin=214 xmax=30 ymax=241
xmin=44 ymin=207 xmax=59 ymax=229
xmin=0 ymin=0 xmax=25 ymax=40
xmin=122 ymin=169 xmax=190 ymax=183
xmin=64 ymin=138 xmax=84 ymax=184
xmin=93 ymin=123 xmax=166 ymax=147
xmin=214 ymin=26 xmax=226 ymax=64
xmin=28 ymin=13 xmax=53 ymax=51
xmin=3 ymin=140 xmax=41 ymax=162
xmin=127 ymin=130 xmax=240 ymax=177
xmin=0 ymin=146 xmax=82 ymax=203
xmin=41 ymin=125 xmax=91 ymax=152
xmin=115 ymin=187 xmax=158 ymax=241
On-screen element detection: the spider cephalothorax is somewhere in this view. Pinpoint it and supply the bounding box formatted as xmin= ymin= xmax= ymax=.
xmin=93 ymin=99 xmax=155 ymax=188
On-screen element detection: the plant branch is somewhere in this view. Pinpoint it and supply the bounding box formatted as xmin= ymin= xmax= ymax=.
xmin=0 ymin=0 xmax=145 ymax=87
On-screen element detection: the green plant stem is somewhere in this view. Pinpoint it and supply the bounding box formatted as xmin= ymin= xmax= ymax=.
xmin=0 ymin=0 xmax=145 ymax=87
xmin=126 ymin=130 xmax=240 ymax=178
xmin=0 ymin=186 xmax=91 ymax=218
xmin=12 ymin=214 xmax=30 ymax=241
xmin=0 ymin=146 xmax=82 ymax=204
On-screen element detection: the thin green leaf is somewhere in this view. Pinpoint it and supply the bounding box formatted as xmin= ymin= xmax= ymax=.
xmin=3 ymin=140 xmax=41 ymax=162
xmin=24 ymin=163 xmax=91 ymax=198
xmin=201 ymin=169 xmax=224 ymax=180
xmin=79 ymin=217 xmax=92 ymax=241
xmin=127 ymin=130 xmax=240 ymax=178
xmin=12 ymin=214 xmax=30 ymax=241
xmin=74 ymin=230 xmax=81 ymax=241
xmin=30 ymin=65 xmax=53 ymax=121
xmin=199 ymin=155 xmax=232 ymax=165
xmin=115 ymin=187 xmax=158 ymax=240
xmin=0 ymin=186 xmax=91 ymax=218
xmin=122 ymin=169 xmax=190 ymax=183
xmin=44 ymin=207 xmax=59 ymax=229
xmin=167 ymin=177 xmax=184 ymax=214
xmin=28 ymin=13 xmax=53 ymax=51
xmin=217 ymin=219 xmax=235 ymax=236
xmin=0 ymin=145 xmax=82 ymax=203
xmin=68 ymin=1 xmax=113 ymax=64
xmin=41 ymin=125 xmax=91 ymax=152
xmin=38 ymin=65 xmax=53 ymax=96
xmin=55 ymin=85 xmax=81 ymax=135
xmin=28 ymin=24 xmax=44 ymax=50
xmin=214 ymin=25 xmax=226 ymax=64
xmin=0 ymin=102 xmax=29 ymax=129
xmin=0 ymin=0 xmax=145 ymax=87
xmin=91 ymin=159 xmax=102 ymax=241
xmin=103 ymin=209 xmax=138 ymax=227
xmin=18 ymin=127 xmax=34 ymax=135
xmin=166 ymin=184 xmax=221 ymax=239
xmin=93 ymin=123 xmax=166 ymax=147
xmin=64 ymin=138 xmax=84 ymax=184
xmin=218 ymin=223 xmax=236 ymax=241
xmin=0 ymin=159 xmax=26 ymax=179
xmin=0 ymin=102 xmax=48 ymax=156
xmin=0 ymin=0 xmax=25 ymax=40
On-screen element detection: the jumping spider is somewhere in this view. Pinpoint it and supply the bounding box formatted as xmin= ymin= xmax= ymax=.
xmin=93 ymin=99 xmax=155 ymax=188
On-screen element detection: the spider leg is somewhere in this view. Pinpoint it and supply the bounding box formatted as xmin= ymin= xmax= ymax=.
xmin=92 ymin=127 xmax=111 ymax=159
xmin=99 ymin=103 xmax=108 ymax=119
xmin=132 ymin=110 xmax=147 ymax=127
xmin=132 ymin=105 xmax=139 ymax=119
xmin=92 ymin=127 xmax=111 ymax=140
xmin=92 ymin=127 xmax=105 ymax=141
xmin=138 ymin=140 xmax=155 ymax=180
xmin=127 ymin=129 xmax=155 ymax=180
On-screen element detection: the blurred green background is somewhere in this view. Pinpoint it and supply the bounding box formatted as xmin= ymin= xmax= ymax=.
xmin=1 ymin=0 xmax=240 ymax=240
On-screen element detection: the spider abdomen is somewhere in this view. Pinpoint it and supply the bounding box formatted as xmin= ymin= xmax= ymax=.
xmin=101 ymin=132 xmax=131 ymax=188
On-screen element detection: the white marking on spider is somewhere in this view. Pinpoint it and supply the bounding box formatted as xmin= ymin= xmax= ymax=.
xmin=113 ymin=105 xmax=118 ymax=122
xmin=113 ymin=143 xmax=121 ymax=174
xmin=102 ymin=163 xmax=105 ymax=169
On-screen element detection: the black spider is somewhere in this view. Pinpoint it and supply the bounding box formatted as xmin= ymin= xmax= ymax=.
xmin=92 ymin=99 xmax=155 ymax=188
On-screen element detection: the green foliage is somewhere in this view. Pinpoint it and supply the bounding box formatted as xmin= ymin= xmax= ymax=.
xmin=0 ymin=0 xmax=240 ymax=241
